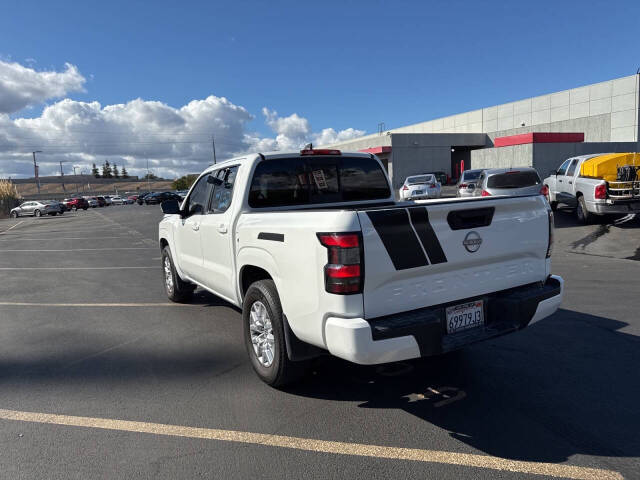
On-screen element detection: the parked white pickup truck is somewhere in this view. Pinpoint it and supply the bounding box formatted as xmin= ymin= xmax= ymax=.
xmin=544 ymin=153 xmax=640 ymax=223
xmin=159 ymin=148 xmax=563 ymax=386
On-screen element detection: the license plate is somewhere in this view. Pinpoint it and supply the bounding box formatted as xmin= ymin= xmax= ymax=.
xmin=446 ymin=300 xmax=484 ymax=334
xmin=414 ymin=190 xmax=423 ymax=195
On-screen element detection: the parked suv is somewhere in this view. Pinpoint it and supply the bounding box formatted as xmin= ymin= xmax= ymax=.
xmin=475 ymin=168 xmax=546 ymax=198
xmin=145 ymin=192 xmax=182 ymax=205
xmin=64 ymin=197 xmax=89 ymax=211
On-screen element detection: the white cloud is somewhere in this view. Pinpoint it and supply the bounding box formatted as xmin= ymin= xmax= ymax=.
xmin=0 ymin=60 xmax=86 ymax=114
xmin=0 ymin=59 xmax=365 ymax=180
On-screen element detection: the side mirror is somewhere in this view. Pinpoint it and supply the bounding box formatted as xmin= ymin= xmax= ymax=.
xmin=161 ymin=199 xmax=181 ymax=215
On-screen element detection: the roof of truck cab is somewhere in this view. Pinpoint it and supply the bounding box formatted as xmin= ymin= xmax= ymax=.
xmin=199 ymin=151 xmax=375 ymax=174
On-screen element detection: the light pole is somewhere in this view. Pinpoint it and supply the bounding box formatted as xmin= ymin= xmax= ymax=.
xmin=32 ymin=151 xmax=42 ymax=194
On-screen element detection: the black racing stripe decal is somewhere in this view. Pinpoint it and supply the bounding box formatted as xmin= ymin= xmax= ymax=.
xmin=366 ymin=210 xmax=428 ymax=270
xmin=408 ymin=207 xmax=448 ymax=264
xmin=258 ymin=232 xmax=284 ymax=242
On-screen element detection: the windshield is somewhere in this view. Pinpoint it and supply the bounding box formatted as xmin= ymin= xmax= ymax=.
xmin=407 ymin=175 xmax=434 ymax=185
xmin=487 ymin=171 xmax=541 ymax=189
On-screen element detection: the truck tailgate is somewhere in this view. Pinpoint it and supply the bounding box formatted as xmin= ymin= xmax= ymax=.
xmin=357 ymin=196 xmax=550 ymax=318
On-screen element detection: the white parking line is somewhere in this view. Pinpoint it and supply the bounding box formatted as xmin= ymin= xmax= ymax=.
xmin=0 ymin=266 xmax=157 ymax=270
xmin=0 ymin=236 xmax=132 ymax=241
xmin=0 ymin=302 xmax=189 ymax=307
xmin=0 ymin=408 xmax=622 ymax=480
xmin=0 ymin=248 xmax=156 ymax=252
xmin=0 ymin=220 xmax=24 ymax=235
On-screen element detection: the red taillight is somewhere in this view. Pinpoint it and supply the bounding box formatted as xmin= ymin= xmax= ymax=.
xmin=300 ymin=149 xmax=341 ymax=156
xmin=317 ymin=232 xmax=363 ymax=295
xmin=481 ymin=190 xmax=491 ymax=197
xmin=317 ymin=233 xmax=359 ymax=248
xmin=459 ymin=183 xmax=468 ymax=188
xmin=594 ymin=183 xmax=607 ymax=199
xmin=429 ymin=183 xmax=437 ymax=188
xmin=402 ymin=185 xmax=409 ymax=191
xmin=540 ymin=185 xmax=549 ymax=196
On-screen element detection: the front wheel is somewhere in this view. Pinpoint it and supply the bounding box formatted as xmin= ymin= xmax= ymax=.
xmin=576 ymin=195 xmax=592 ymax=224
xmin=243 ymin=280 xmax=305 ymax=387
xmin=161 ymin=246 xmax=195 ymax=302
xmin=10 ymin=211 xmax=17 ymax=218
xmin=72 ymin=206 xmax=77 ymax=211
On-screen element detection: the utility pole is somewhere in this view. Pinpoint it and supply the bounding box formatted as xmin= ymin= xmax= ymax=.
xmin=32 ymin=151 xmax=42 ymax=194
xmin=73 ymin=166 xmax=80 ymax=193
xmin=146 ymin=157 xmax=151 ymax=193
xmin=59 ymin=161 xmax=66 ymax=192
xmin=212 ymin=134 xmax=217 ymax=164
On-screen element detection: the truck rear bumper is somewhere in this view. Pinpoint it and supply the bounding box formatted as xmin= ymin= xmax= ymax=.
xmin=324 ymin=275 xmax=563 ymax=365
xmin=589 ymin=200 xmax=640 ymax=215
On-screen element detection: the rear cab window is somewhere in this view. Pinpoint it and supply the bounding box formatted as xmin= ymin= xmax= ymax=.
xmin=249 ymin=156 xmax=391 ymax=208
xmin=487 ymin=170 xmax=541 ymax=189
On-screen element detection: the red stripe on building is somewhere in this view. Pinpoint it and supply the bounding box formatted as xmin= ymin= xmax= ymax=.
xmin=494 ymin=132 xmax=584 ymax=147
xmin=358 ymin=146 xmax=392 ymax=154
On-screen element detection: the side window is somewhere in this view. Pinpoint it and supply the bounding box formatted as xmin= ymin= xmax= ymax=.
xmin=185 ymin=175 xmax=212 ymax=217
xmin=557 ymin=159 xmax=572 ymax=176
xmin=210 ymin=166 xmax=239 ymax=213
xmin=566 ymin=159 xmax=579 ymax=177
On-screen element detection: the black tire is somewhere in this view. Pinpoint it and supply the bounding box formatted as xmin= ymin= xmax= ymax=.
xmin=576 ymin=195 xmax=592 ymax=224
xmin=34 ymin=209 xmax=41 ymax=217
xmin=243 ymin=280 xmax=305 ymax=387
xmin=161 ymin=246 xmax=195 ymax=302
xmin=83 ymin=207 xmax=88 ymax=210
xmin=10 ymin=211 xmax=17 ymax=218
xmin=72 ymin=205 xmax=77 ymax=211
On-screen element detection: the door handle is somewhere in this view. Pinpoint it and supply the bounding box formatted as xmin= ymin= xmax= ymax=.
xmin=217 ymin=223 xmax=228 ymax=234
xmin=192 ymin=223 xmax=200 ymax=231
xmin=569 ymin=181 xmax=573 ymax=185
xmin=558 ymin=180 xmax=563 ymax=183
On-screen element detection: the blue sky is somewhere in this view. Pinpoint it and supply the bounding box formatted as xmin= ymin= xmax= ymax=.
xmin=1 ymin=0 xmax=639 ymax=177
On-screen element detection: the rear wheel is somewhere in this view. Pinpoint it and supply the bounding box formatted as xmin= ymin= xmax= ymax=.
xmin=243 ymin=280 xmax=305 ymax=387
xmin=161 ymin=246 xmax=195 ymax=302
xmin=576 ymin=195 xmax=592 ymax=224
xmin=34 ymin=209 xmax=41 ymax=217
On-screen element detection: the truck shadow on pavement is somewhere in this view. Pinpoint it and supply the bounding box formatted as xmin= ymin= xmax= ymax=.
xmin=287 ymin=308 xmax=640 ymax=466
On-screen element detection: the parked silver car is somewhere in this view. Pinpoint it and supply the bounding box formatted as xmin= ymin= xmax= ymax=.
xmin=474 ymin=167 xmax=545 ymax=197
xmin=399 ymin=174 xmax=442 ymax=200
xmin=10 ymin=200 xmax=62 ymax=218
xmin=456 ymin=169 xmax=484 ymax=197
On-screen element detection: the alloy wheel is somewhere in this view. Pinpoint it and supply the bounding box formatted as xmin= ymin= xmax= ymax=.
xmin=249 ymin=300 xmax=275 ymax=367
xmin=163 ymin=256 xmax=174 ymax=295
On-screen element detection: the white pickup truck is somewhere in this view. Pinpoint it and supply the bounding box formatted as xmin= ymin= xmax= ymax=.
xmin=544 ymin=153 xmax=640 ymax=223
xmin=159 ymin=148 xmax=563 ymax=386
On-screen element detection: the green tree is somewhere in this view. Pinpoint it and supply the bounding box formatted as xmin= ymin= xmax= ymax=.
xmin=143 ymin=172 xmax=158 ymax=180
xmin=102 ymin=161 xmax=113 ymax=178
xmin=113 ymin=164 xmax=120 ymax=178
xmin=91 ymin=163 xmax=100 ymax=178
xmin=121 ymin=166 xmax=129 ymax=179
xmin=172 ymin=174 xmax=198 ymax=190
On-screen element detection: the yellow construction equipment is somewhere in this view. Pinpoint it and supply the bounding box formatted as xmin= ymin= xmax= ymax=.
xmin=579 ymin=153 xmax=640 ymax=181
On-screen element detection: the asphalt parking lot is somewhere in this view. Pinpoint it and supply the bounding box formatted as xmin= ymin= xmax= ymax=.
xmin=0 ymin=205 xmax=638 ymax=479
